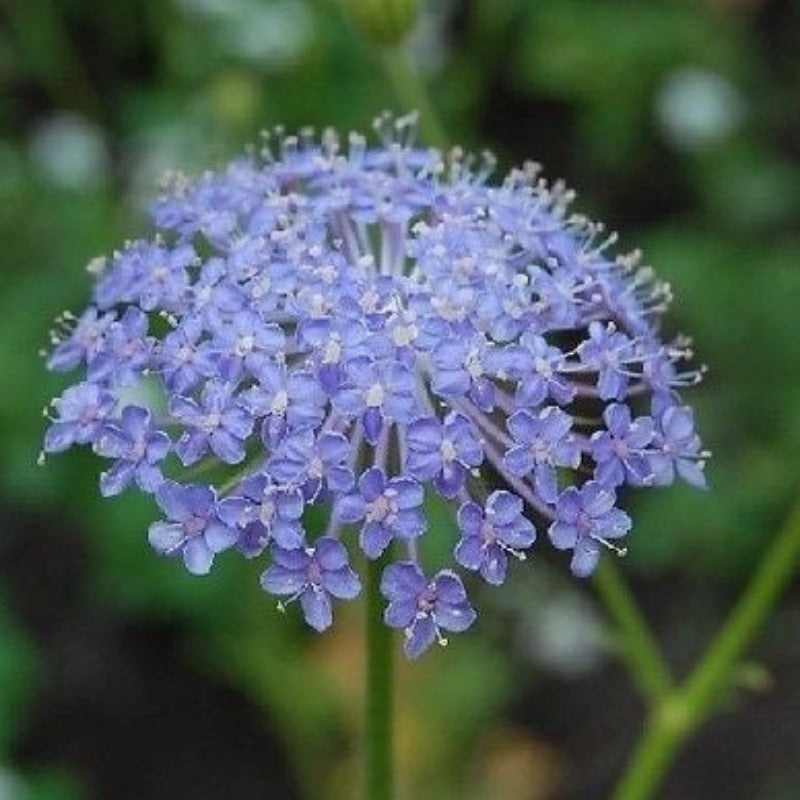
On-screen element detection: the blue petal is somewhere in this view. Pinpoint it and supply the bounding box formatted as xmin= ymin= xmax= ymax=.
xmin=183 ymin=537 xmax=214 ymax=575
xmin=260 ymin=565 xmax=307 ymax=596
xmin=301 ymin=587 xmax=333 ymax=632
xmin=322 ymin=566 xmax=361 ymax=599
xmin=404 ymin=616 xmax=437 ymax=659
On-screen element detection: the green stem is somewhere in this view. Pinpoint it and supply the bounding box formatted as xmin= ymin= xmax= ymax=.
xmin=381 ymin=47 xmax=449 ymax=150
xmin=610 ymin=698 xmax=692 ymax=800
xmin=610 ymin=492 xmax=800 ymax=800
xmin=593 ymin=559 xmax=673 ymax=702
xmin=680 ymin=493 xmax=800 ymax=721
xmin=365 ymin=555 xmax=393 ymax=800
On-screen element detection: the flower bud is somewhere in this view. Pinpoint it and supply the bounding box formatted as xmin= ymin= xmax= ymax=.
xmin=339 ymin=0 xmax=419 ymax=47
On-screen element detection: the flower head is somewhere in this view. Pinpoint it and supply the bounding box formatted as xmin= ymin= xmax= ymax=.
xmin=42 ymin=114 xmax=707 ymax=655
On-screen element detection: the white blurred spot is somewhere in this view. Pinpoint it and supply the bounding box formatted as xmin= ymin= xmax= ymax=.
xmin=655 ymin=67 xmax=745 ymax=151
xmin=0 ymin=768 xmax=25 ymax=800
xmin=177 ymin=0 xmax=313 ymax=69
xmin=29 ymin=113 xmax=109 ymax=189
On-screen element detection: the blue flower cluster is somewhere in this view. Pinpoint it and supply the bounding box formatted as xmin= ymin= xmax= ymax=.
xmin=43 ymin=115 xmax=707 ymax=658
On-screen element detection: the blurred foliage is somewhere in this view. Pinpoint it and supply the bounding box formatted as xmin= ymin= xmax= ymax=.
xmin=1 ymin=0 xmax=799 ymax=798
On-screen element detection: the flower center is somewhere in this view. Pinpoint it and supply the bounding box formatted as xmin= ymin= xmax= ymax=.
xmin=322 ymin=337 xmax=342 ymax=364
xmin=479 ymin=520 xmax=497 ymax=546
xmin=307 ymin=559 xmax=322 ymax=586
xmin=366 ymin=493 xmax=397 ymax=523
xmin=365 ymin=382 xmax=386 ymax=407
xmin=270 ymin=390 xmax=289 ymax=415
xmin=440 ymin=438 xmax=457 ymax=463
xmin=308 ymin=456 xmax=324 ymax=479
xmin=534 ymin=356 xmax=553 ymax=378
xmin=465 ymin=348 xmax=484 ymax=379
xmin=235 ymin=334 xmax=255 ymax=356
xmin=202 ymin=412 xmax=221 ymax=433
xmin=576 ymin=511 xmax=593 ymax=536
xmin=184 ymin=515 xmax=206 ymax=536
xmin=260 ymin=500 xmax=276 ymax=525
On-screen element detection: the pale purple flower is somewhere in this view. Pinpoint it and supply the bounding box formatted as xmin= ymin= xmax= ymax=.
xmin=381 ymin=562 xmax=476 ymax=659
xmin=157 ymin=317 xmax=218 ymax=394
xmin=296 ymin=316 xmax=370 ymax=392
xmin=455 ymin=490 xmax=536 ymax=584
xmin=260 ymin=537 xmax=361 ymax=631
xmin=405 ymin=412 xmax=483 ymax=498
xmin=210 ymin=308 xmax=285 ymax=380
xmin=87 ymin=307 xmax=153 ymax=386
xmin=268 ymin=429 xmax=354 ymax=500
xmin=649 ymin=404 xmax=708 ymax=489
xmin=590 ymin=403 xmax=655 ymax=487
xmin=170 ymin=381 xmax=254 ymax=465
xmin=504 ymin=407 xmax=581 ymax=503
xmin=47 ymin=308 xmax=115 ymax=372
xmin=549 ymin=481 xmax=632 ymax=577
xmin=336 ymin=468 xmax=425 ymax=558
xmin=44 ymin=382 xmax=115 ymax=453
xmin=239 ymin=362 xmax=326 ymax=447
xmin=578 ymin=321 xmax=636 ymax=400
xmin=512 ymin=332 xmax=575 ymax=407
xmin=94 ymin=405 xmax=170 ymax=496
xmin=148 ymin=481 xmax=238 ymax=575
xmin=332 ymin=357 xmax=418 ymax=443
xmin=431 ymin=334 xmax=508 ymax=412
xmin=217 ymin=472 xmax=305 ymax=555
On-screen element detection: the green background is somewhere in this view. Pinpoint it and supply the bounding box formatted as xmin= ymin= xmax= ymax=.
xmin=1 ymin=1 xmax=799 ymax=798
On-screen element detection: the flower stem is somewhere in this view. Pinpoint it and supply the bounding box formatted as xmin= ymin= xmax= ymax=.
xmin=381 ymin=46 xmax=449 ymax=150
xmin=365 ymin=554 xmax=393 ymax=800
xmin=609 ymin=697 xmax=691 ymax=800
xmin=680 ymin=492 xmax=800 ymax=721
xmin=593 ymin=559 xmax=673 ymax=702
xmin=609 ymin=492 xmax=800 ymax=800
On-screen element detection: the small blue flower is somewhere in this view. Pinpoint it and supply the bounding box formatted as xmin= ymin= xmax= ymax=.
xmin=455 ymin=490 xmax=536 ymax=584
xmin=431 ymin=333 xmax=508 ymax=412
xmin=405 ymin=412 xmax=483 ymax=498
xmin=336 ymin=467 xmax=426 ymax=558
xmin=157 ymin=317 xmax=218 ymax=394
xmin=47 ymin=308 xmax=115 ymax=373
xmin=268 ymin=429 xmax=354 ymax=500
xmin=43 ymin=382 xmax=115 ymax=453
xmin=512 ymin=332 xmax=576 ymax=407
xmin=332 ymin=356 xmax=418 ymax=444
xmin=578 ymin=321 xmax=636 ymax=401
xmin=504 ymin=407 xmax=581 ymax=503
xmin=650 ymin=404 xmax=708 ymax=489
xmin=217 ymin=472 xmax=306 ymax=555
xmin=170 ymin=381 xmax=254 ymax=465
xmin=259 ymin=537 xmax=361 ymax=631
xmin=210 ymin=308 xmax=286 ymax=380
xmin=239 ymin=362 xmax=326 ymax=447
xmin=590 ymin=403 xmax=655 ymax=488
xmin=381 ymin=562 xmax=477 ymax=659
xmin=87 ymin=307 xmax=153 ymax=387
xmin=94 ymin=405 xmax=170 ymax=496
xmin=148 ymin=481 xmax=238 ymax=576
xmin=549 ymin=481 xmax=632 ymax=577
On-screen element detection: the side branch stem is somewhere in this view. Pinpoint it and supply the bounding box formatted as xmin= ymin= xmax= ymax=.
xmin=593 ymin=559 xmax=673 ymax=702
xmin=608 ymin=492 xmax=800 ymax=800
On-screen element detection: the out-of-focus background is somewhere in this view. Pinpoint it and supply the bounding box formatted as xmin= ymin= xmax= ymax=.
xmin=1 ymin=1 xmax=799 ymax=798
